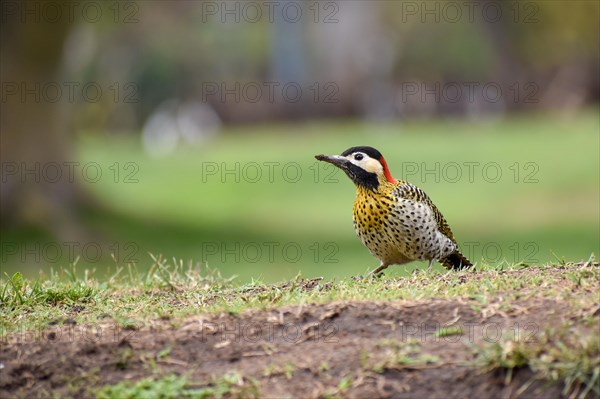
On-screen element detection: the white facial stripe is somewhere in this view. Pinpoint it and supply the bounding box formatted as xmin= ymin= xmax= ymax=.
xmin=345 ymin=153 xmax=383 ymax=174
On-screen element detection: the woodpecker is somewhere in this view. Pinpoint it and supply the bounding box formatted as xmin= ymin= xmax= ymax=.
xmin=316 ymin=146 xmax=472 ymax=275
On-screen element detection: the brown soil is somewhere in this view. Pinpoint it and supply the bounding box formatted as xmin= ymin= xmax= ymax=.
xmin=2 ymin=290 xmax=590 ymax=399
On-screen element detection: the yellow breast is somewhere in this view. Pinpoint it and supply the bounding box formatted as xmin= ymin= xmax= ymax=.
xmin=352 ymin=187 xmax=393 ymax=231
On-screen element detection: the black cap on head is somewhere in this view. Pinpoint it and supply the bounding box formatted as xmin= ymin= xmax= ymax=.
xmin=340 ymin=146 xmax=383 ymax=160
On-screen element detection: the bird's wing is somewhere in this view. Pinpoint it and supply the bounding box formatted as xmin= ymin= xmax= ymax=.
xmin=393 ymin=181 xmax=457 ymax=244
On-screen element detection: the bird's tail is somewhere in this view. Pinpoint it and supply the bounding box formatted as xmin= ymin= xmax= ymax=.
xmin=440 ymin=250 xmax=472 ymax=270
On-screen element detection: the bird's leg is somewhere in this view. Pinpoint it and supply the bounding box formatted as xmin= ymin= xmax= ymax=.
xmin=427 ymin=259 xmax=434 ymax=273
xmin=352 ymin=262 xmax=388 ymax=281
xmin=369 ymin=262 xmax=388 ymax=277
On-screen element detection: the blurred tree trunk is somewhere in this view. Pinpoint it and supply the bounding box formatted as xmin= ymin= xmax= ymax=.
xmin=1 ymin=2 xmax=84 ymax=240
xmin=476 ymin=0 xmax=525 ymax=113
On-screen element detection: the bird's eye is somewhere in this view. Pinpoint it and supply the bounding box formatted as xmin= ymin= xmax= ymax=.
xmin=354 ymin=153 xmax=364 ymax=161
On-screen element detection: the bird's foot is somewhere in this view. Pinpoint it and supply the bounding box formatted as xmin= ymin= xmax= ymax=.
xmin=369 ymin=271 xmax=385 ymax=279
xmin=412 ymin=268 xmax=432 ymax=275
xmin=352 ymin=272 xmax=384 ymax=281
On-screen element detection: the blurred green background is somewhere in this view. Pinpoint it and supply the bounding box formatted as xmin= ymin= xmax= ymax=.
xmin=1 ymin=1 xmax=599 ymax=282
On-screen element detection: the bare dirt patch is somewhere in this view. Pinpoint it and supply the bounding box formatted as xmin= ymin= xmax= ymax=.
xmin=2 ymin=292 xmax=591 ymax=398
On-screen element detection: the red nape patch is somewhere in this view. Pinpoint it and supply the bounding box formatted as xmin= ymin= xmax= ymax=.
xmin=380 ymin=157 xmax=397 ymax=184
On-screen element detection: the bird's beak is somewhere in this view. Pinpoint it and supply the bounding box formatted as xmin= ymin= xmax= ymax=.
xmin=315 ymin=154 xmax=348 ymax=169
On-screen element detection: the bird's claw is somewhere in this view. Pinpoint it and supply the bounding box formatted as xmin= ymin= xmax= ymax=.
xmin=412 ymin=268 xmax=426 ymax=275
xmin=352 ymin=272 xmax=384 ymax=281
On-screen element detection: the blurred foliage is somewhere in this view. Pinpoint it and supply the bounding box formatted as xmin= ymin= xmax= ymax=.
xmin=58 ymin=0 xmax=600 ymax=128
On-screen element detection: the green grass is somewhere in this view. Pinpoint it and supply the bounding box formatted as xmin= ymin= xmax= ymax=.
xmin=370 ymin=339 xmax=441 ymax=372
xmin=1 ymin=261 xmax=598 ymax=397
xmin=96 ymin=373 xmax=259 ymax=399
xmin=475 ymin=326 xmax=600 ymax=398
xmin=1 ymin=267 xmax=96 ymax=309
xmin=435 ymin=325 xmax=463 ymax=338
xmin=1 ymin=110 xmax=598 ymax=282
xmin=2 ymin=259 xmax=597 ymax=337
